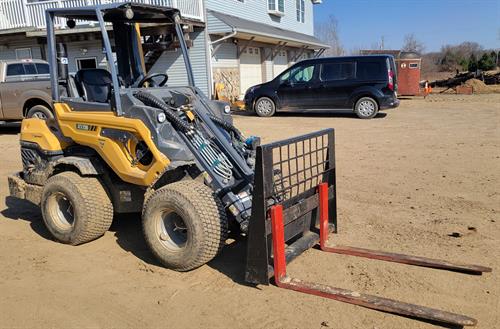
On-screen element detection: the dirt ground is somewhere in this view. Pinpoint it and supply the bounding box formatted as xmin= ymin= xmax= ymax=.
xmin=0 ymin=93 xmax=499 ymax=329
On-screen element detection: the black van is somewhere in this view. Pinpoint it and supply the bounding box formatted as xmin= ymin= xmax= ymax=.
xmin=244 ymin=55 xmax=399 ymax=119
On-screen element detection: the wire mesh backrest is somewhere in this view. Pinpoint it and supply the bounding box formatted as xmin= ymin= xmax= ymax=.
xmin=260 ymin=129 xmax=334 ymax=204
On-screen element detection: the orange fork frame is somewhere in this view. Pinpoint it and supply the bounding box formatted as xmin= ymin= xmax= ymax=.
xmin=270 ymin=182 xmax=491 ymax=327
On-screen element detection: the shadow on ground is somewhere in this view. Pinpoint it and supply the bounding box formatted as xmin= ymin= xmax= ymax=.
xmin=232 ymin=110 xmax=387 ymax=119
xmin=111 ymin=212 xmax=253 ymax=285
xmin=1 ymin=196 xmax=52 ymax=239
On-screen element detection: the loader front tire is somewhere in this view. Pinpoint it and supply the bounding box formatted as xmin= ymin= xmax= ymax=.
xmin=41 ymin=171 xmax=113 ymax=245
xmin=142 ymin=180 xmax=228 ymax=271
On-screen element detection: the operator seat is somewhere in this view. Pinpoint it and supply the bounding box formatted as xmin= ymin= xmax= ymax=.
xmin=74 ymin=69 xmax=113 ymax=103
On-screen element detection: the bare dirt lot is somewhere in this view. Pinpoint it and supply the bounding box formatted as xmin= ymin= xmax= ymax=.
xmin=1 ymin=94 xmax=499 ymax=329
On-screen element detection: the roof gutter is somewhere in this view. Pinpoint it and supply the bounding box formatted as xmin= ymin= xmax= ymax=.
xmin=238 ymin=29 xmax=328 ymax=49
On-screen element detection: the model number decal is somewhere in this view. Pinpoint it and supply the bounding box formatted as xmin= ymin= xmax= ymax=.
xmin=76 ymin=124 xmax=97 ymax=131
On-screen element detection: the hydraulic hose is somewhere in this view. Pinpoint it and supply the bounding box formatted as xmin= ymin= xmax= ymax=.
xmin=209 ymin=114 xmax=245 ymax=143
xmin=133 ymin=91 xmax=192 ymax=133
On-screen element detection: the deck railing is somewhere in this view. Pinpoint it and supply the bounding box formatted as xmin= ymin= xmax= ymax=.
xmin=0 ymin=0 xmax=204 ymax=30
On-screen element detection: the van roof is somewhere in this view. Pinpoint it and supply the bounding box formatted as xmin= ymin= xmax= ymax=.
xmin=299 ymin=55 xmax=394 ymax=64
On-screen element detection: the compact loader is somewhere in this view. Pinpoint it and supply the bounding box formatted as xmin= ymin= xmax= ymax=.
xmin=7 ymin=3 xmax=491 ymax=326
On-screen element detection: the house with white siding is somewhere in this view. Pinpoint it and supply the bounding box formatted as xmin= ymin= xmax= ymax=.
xmin=0 ymin=0 xmax=327 ymax=99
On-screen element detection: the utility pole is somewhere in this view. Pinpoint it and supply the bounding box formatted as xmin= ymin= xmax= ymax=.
xmin=380 ymin=36 xmax=385 ymax=50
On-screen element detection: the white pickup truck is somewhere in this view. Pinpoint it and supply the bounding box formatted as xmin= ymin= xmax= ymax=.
xmin=0 ymin=59 xmax=53 ymax=122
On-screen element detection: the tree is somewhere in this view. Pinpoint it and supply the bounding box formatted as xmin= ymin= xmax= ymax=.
xmin=315 ymin=15 xmax=345 ymax=56
xmin=478 ymin=53 xmax=496 ymax=71
xmin=467 ymin=53 xmax=478 ymax=72
xmin=402 ymin=33 xmax=425 ymax=54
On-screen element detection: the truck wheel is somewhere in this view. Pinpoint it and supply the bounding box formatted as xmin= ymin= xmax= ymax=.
xmin=354 ymin=97 xmax=378 ymax=119
xmin=26 ymin=105 xmax=53 ymax=120
xmin=142 ymin=180 xmax=228 ymax=271
xmin=255 ymin=97 xmax=276 ymax=117
xmin=41 ymin=171 xmax=113 ymax=245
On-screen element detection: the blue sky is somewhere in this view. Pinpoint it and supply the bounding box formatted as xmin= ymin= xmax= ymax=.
xmin=314 ymin=0 xmax=499 ymax=52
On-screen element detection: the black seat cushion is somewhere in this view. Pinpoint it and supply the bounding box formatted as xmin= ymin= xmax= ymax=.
xmin=74 ymin=69 xmax=113 ymax=103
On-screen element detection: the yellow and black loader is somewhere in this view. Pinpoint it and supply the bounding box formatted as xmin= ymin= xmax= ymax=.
xmin=7 ymin=3 xmax=491 ymax=326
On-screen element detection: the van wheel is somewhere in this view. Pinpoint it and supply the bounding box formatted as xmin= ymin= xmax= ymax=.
xmin=26 ymin=105 xmax=53 ymax=120
xmin=255 ymin=97 xmax=276 ymax=117
xmin=354 ymin=97 xmax=378 ymax=119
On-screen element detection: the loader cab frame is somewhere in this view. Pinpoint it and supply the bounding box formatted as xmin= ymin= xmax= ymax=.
xmin=45 ymin=3 xmax=195 ymax=116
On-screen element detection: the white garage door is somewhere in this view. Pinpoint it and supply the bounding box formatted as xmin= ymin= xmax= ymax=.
xmin=273 ymin=50 xmax=288 ymax=77
xmin=239 ymin=46 xmax=262 ymax=96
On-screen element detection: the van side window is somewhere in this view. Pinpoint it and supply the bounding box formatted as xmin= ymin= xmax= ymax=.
xmin=320 ymin=62 xmax=354 ymax=81
xmin=281 ymin=64 xmax=316 ymax=84
xmin=6 ymin=64 xmax=25 ymax=76
xmin=357 ymin=62 xmax=385 ymax=80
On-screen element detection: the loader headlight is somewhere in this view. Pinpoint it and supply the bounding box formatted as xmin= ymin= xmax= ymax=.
xmin=157 ymin=112 xmax=166 ymax=123
xmin=125 ymin=8 xmax=134 ymax=20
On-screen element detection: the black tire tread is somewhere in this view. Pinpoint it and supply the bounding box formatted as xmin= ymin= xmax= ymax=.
xmin=42 ymin=171 xmax=113 ymax=245
xmin=142 ymin=180 xmax=228 ymax=271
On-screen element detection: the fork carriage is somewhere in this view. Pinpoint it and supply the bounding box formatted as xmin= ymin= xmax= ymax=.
xmin=245 ymin=128 xmax=491 ymax=327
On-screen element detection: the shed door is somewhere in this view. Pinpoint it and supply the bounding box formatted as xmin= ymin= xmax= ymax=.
xmin=273 ymin=50 xmax=288 ymax=77
xmin=239 ymin=46 xmax=262 ymax=95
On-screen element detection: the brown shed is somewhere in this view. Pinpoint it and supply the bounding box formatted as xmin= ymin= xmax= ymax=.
xmin=360 ymin=50 xmax=422 ymax=96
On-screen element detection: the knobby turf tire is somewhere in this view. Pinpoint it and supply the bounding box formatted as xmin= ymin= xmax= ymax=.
xmin=41 ymin=171 xmax=113 ymax=245
xmin=142 ymin=180 xmax=228 ymax=271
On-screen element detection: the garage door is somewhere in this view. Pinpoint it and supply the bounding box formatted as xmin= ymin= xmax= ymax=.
xmin=239 ymin=46 xmax=262 ymax=96
xmin=273 ymin=50 xmax=288 ymax=77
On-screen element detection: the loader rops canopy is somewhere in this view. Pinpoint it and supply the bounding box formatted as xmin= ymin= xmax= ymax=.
xmin=46 ymin=3 xmax=180 ymax=24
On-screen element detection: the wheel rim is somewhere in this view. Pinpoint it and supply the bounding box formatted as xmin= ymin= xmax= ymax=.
xmin=47 ymin=192 xmax=75 ymax=230
xmin=358 ymin=100 xmax=375 ymax=117
xmin=257 ymin=99 xmax=273 ymax=115
xmin=155 ymin=209 xmax=188 ymax=251
xmin=32 ymin=111 xmax=47 ymax=120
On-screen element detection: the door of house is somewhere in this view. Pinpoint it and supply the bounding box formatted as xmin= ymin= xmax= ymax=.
xmin=239 ymin=46 xmax=262 ymax=96
xmin=273 ymin=50 xmax=288 ymax=77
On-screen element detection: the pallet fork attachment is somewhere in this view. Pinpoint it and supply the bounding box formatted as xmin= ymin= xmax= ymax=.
xmin=245 ymin=129 xmax=491 ymax=327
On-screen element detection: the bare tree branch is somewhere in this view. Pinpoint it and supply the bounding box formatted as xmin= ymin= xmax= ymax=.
xmin=315 ymin=15 xmax=345 ymax=56
xmin=402 ymin=33 xmax=426 ymax=54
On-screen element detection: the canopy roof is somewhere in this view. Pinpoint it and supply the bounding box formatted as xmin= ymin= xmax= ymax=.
xmin=208 ymin=10 xmax=329 ymax=49
xmin=47 ymin=2 xmax=180 ymax=24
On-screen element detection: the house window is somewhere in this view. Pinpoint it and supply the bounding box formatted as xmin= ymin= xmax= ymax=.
xmin=296 ymin=0 xmax=305 ymax=22
xmin=15 ymin=48 xmax=32 ymax=60
xmin=76 ymin=57 xmax=98 ymax=70
xmin=268 ymin=0 xmax=285 ymax=14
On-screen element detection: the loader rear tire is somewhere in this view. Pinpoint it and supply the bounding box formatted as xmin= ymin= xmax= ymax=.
xmin=142 ymin=180 xmax=228 ymax=271
xmin=41 ymin=171 xmax=113 ymax=245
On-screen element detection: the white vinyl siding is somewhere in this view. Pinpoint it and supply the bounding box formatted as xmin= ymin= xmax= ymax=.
xmin=212 ymin=42 xmax=239 ymax=68
xmin=150 ymin=30 xmax=210 ymax=96
xmin=207 ymin=0 xmax=314 ymax=36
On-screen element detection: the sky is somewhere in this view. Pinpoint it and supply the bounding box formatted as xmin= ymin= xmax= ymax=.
xmin=314 ymin=0 xmax=500 ymax=53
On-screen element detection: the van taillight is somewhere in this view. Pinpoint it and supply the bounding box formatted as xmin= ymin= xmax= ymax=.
xmin=388 ymin=69 xmax=394 ymax=91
